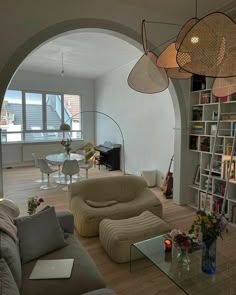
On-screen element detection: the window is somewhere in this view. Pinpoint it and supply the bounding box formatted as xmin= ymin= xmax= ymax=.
xmin=0 ymin=90 xmax=81 ymax=143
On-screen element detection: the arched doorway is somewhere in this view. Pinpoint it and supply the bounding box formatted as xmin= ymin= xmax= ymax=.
xmin=0 ymin=19 xmax=187 ymax=205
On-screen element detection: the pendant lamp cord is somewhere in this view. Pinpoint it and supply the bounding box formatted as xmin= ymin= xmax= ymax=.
xmin=195 ymin=0 xmax=198 ymax=18
xmin=61 ymin=53 xmax=65 ymax=77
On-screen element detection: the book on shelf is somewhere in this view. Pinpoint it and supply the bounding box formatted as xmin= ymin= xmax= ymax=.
xmin=213 ymin=198 xmax=223 ymax=214
xmin=200 ymin=137 xmax=210 ymax=152
xmin=192 ymin=106 xmax=203 ymax=121
xmin=213 ymin=182 xmax=225 ymax=197
xmin=200 ymin=92 xmax=211 ymax=104
xmin=200 ymin=192 xmax=213 ymax=213
xmin=214 ymin=96 xmax=229 ymax=103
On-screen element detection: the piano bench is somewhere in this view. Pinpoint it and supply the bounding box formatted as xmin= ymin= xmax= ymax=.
xmin=94 ymin=155 xmax=106 ymax=170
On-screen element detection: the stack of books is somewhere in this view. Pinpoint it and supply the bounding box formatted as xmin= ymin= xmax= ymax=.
xmin=192 ymin=125 xmax=204 ymax=135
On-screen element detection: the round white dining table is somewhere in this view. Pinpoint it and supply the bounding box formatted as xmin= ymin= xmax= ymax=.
xmin=46 ymin=152 xmax=84 ymax=165
xmin=46 ymin=153 xmax=85 ymax=184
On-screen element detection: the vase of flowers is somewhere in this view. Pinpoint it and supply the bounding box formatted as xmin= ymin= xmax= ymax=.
xmin=189 ymin=210 xmax=228 ymax=275
xmin=61 ymin=137 xmax=72 ymax=155
xmin=170 ymin=229 xmax=192 ymax=265
xmin=27 ymin=196 xmax=44 ymax=215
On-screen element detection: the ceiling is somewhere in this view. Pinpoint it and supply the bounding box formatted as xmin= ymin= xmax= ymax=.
xmin=19 ymin=0 xmax=236 ymax=80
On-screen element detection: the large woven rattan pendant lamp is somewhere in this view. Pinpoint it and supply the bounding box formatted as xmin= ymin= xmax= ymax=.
xmin=128 ymin=51 xmax=169 ymax=94
xmin=157 ymin=42 xmax=179 ymax=68
xmin=128 ymin=20 xmax=169 ymax=94
xmin=177 ymin=12 xmax=236 ymax=78
xmin=212 ymin=77 xmax=236 ymax=97
xmin=166 ymin=67 xmax=192 ymax=79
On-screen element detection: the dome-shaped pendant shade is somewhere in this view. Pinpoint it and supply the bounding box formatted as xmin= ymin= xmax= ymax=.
xmin=212 ymin=77 xmax=236 ymax=97
xmin=167 ymin=67 xmax=192 ymax=79
xmin=176 ymin=18 xmax=199 ymax=50
xmin=157 ymin=43 xmax=178 ymax=68
xmin=128 ymin=51 xmax=169 ymax=94
xmin=177 ymin=12 xmax=236 ymax=78
xmin=142 ymin=19 xmax=148 ymax=53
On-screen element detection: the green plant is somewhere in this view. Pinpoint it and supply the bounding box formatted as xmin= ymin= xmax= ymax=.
xmin=27 ymin=196 xmax=44 ymax=215
xmin=189 ymin=210 xmax=228 ymax=241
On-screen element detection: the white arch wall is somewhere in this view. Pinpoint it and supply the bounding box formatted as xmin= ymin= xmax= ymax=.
xmin=95 ymin=58 xmax=175 ymax=187
xmin=0 ymin=1 xmax=189 ymax=205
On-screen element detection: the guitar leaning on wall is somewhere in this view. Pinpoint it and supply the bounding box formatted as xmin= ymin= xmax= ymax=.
xmin=162 ymin=155 xmax=174 ymax=198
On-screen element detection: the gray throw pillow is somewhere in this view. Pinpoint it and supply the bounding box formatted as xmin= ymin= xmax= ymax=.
xmin=15 ymin=207 xmax=67 ymax=264
xmin=0 ymin=258 xmax=20 ymax=295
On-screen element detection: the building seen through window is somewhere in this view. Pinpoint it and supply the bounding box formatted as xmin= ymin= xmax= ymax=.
xmin=0 ymin=90 xmax=81 ymax=143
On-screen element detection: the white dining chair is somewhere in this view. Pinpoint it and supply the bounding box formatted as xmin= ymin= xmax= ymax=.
xmin=79 ymin=156 xmax=95 ymax=179
xmin=62 ymin=160 xmax=80 ymax=191
xmin=37 ymin=158 xmax=58 ymax=190
xmin=32 ymin=153 xmax=47 ymax=183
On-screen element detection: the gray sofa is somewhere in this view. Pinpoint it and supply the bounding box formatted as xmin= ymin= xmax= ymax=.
xmin=0 ymin=207 xmax=116 ymax=295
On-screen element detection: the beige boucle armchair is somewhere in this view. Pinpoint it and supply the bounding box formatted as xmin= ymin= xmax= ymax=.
xmin=69 ymin=175 xmax=163 ymax=237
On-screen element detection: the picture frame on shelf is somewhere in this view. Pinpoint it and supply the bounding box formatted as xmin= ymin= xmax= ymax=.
xmin=193 ymin=165 xmax=200 ymax=186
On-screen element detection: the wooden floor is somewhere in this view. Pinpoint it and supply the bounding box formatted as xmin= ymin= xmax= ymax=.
xmin=3 ymin=165 xmax=236 ymax=295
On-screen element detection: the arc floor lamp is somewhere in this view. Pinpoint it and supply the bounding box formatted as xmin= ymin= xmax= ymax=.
xmin=60 ymin=110 xmax=126 ymax=175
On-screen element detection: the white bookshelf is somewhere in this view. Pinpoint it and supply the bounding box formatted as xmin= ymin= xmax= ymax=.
xmin=188 ymin=78 xmax=236 ymax=222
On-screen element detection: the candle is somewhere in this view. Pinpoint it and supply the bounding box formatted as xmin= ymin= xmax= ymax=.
xmin=164 ymin=239 xmax=172 ymax=252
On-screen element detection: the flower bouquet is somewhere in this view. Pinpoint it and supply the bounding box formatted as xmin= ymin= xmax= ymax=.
xmin=189 ymin=210 xmax=228 ymax=274
xmin=170 ymin=229 xmax=193 ymax=264
xmin=61 ymin=137 xmax=72 ymax=155
xmin=27 ymin=196 xmax=44 ymax=215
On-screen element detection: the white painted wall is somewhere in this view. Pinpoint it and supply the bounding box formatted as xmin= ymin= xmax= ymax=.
xmin=95 ymin=58 xmax=175 ymax=186
xmin=2 ymin=70 xmax=95 ymax=167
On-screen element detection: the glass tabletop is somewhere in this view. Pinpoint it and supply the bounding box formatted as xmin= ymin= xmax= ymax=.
xmin=130 ymin=235 xmax=236 ymax=295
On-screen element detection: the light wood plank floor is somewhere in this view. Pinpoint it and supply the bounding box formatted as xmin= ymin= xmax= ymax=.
xmin=3 ymin=165 xmax=236 ymax=295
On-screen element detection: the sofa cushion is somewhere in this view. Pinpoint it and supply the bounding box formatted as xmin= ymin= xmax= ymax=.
xmin=15 ymin=207 xmax=66 ymax=264
xmin=0 ymin=231 xmax=22 ymax=288
xmin=86 ymin=200 xmax=118 ymax=208
xmin=0 ymin=258 xmax=20 ymax=295
xmin=21 ymin=234 xmax=106 ymax=295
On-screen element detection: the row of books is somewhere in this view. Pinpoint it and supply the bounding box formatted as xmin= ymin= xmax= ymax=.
xmin=221 ymin=160 xmax=236 ymax=179
xmin=199 ymin=192 xmax=227 ymax=214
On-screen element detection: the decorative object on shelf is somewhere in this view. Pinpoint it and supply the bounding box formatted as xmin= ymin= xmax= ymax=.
xmin=27 ymin=196 xmax=44 ymax=215
xmin=193 ymin=165 xmax=200 ymax=186
xmin=61 ymin=137 xmax=72 ymax=155
xmin=189 ymin=210 xmax=228 ymax=275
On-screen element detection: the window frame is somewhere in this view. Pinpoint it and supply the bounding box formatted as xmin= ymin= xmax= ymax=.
xmin=1 ymin=89 xmax=82 ymax=143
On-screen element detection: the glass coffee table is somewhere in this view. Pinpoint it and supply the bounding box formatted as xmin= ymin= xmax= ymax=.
xmin=130 ymin=235 xmax=236 ymax=295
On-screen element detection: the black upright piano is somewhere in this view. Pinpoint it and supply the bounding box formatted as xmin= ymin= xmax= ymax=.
xmin=95 ymin=141 xmax=121 ymax=171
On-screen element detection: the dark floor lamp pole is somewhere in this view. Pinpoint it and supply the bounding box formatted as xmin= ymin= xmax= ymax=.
xmin=61 ymin=110 xmax=126 ymax=175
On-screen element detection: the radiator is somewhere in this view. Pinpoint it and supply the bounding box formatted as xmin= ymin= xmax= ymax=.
xmin=22 ymin=143 xmax=62 ymax=161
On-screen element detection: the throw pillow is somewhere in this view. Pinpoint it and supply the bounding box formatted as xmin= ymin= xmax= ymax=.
xmin=86 ymin=200 xmax=118 ymax=208
xmin=15 ymin=207 xmax=67 ymax=264
xmin=0 ymin=258 xmax=20 ymax=295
